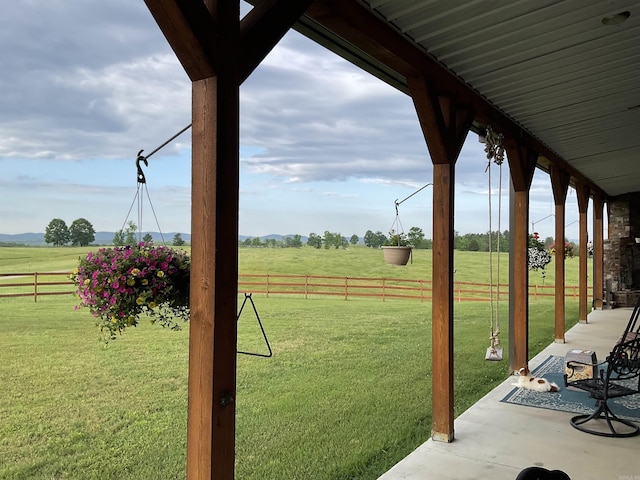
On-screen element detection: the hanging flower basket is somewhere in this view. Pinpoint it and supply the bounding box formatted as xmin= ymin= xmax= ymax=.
xmin=549 ymin=241 xmax=575 ymax=258
xmin=71 ymin=243 xmax=190 ymax=343
xmin=528 ymin=232 xmax=551 ymax=279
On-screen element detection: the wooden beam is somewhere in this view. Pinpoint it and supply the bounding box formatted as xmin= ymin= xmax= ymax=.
xmin=505 ymin=140 xmax=537 ymax=372
xmin=144 ymin=0 xmax=219 ymax=81
xmin=550 ymin=166 xmax=570 ymax=343
xmin=239 ymin=0 xmax=315 ymax=83
xmin=593 ymin=194 xmax=605 ymax=309
xmin=407 ymin=75 xmax=473 ymax=443
xmin=576 ymin=182 xmax=590 ymax=323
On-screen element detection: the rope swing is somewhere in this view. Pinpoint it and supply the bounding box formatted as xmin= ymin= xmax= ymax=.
xmin=483 ymin=126 xmax=505 ymax=361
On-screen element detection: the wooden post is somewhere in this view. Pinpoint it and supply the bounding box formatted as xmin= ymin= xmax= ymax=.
xmin=407 ymin=75 xmax=474 ymax=442
xmin=593 ymin=195 xmax=605 ymax=309
xmin=505 ymin=140 xmax=537 ymax=373
xmin=576 ymin=183 xmax=590 ymax=323
xmin=550 ymin=166 xmax=570 ymax=343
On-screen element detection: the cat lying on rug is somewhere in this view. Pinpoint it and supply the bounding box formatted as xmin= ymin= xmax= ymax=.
xmin=512 ymin=365 xmax=559 ymax=392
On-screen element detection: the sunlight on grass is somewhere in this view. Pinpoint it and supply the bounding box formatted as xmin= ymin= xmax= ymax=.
xmin=0 ymin=246 xmax=584 ymax=479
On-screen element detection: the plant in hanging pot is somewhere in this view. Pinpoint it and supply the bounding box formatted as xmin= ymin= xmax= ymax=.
xmin=71 ymin=242 xmax=190 ymax=343
xmin=527 ymin=232 xmax=552 ymax=282
xmin=382 ymin=230 xmax=412 ymax=265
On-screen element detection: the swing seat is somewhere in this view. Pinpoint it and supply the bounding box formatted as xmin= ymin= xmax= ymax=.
xmin=486 ymin=346 xmax=503 ymax=361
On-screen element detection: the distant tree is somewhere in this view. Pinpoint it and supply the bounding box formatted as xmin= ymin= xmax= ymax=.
xmin=251 ymin=237 xmax=262 ymax=247
xmin=349 ymin=234 xmax=359 ymax=245
xmin=468 ymin=238 xmax=480 ymax=251
xmin=113 ymin=221 xmax=137 ymax=246
xmin=544 ymin=236 xmax=554 ymax=248
xmin=68 ymin=218 xmax=95 ymax=246
xmin=172 ymin=233 xmax=185 ymax=246
xmin=112 ymin=230 xmax=125 ymax=246
xmin=363 ymin=230 xmax=387 ymax=248
xmin=307 ymin=233 xmax=322 ymax=249
xmin=322 ymin=231 xmax=334 ymax=249
xmin=290 ymin=234 xmax=303 ymax=248
xmin=242 ymin=237 xmax=253 ymax=247
xmin=142 ymin=233 xmax=153 ymax=243
xmin=407 ymin=227 xmax=425 ymax=248
xmin=44 ymin=218 xmax=70 ymax=246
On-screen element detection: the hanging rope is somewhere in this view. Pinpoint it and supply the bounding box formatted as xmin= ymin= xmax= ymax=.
xmin=483 ymin=126 xmax=505 ymax=361
xmin=119 ymin=124 xmax=192 ymax=245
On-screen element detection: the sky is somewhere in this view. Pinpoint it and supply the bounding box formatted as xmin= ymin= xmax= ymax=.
xmin=0 ymin=1 xmax=588 ymax=241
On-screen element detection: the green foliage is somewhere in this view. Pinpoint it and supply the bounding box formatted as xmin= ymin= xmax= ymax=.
xmin=71 ymin=243 xmax=190 ymax=342
xmin=364 ymin=230 xmax=387 ymax=248
xmin=407 ymin=227 xmax=425 ymax=248
xmin=69 ymin=218 xmax=96 ymax=246
xmin=172 ymin=233 xmax=185 ymax=246
xmin=283 ymin=234 xmax=303 ymax=248
xmin=113 ymin=221 xmax=137 ymax=246
xmin=307 ymin=232 xmax=322 ymax=249
xmin=44 ymin=218 xmax=70 ymax=246
xmin=384 ymin=230 xmax=409 ymax=246
xmin=349 ymin=234 xmax=359 ymax=245
xmin=142 ymin=233 xmax=153 ymax=243
xmin=0 ymin=246 xmax=588 ymax=479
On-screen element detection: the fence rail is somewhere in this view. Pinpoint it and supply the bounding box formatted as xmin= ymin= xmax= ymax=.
xmin=0 ymin=272 xmax=588 ymax=303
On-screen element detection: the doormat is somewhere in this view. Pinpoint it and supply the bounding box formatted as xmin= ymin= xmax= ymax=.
xmin=500 ymin=355 xmax=640 ymax=422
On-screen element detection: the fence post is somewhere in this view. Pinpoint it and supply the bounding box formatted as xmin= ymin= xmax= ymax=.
xmin=266 ymin=274 xmax=269 ymax=298
xmin=382 ymin=278 xmax=386 ymax=302
xmin=305 ymin=275 xmax=308 ymax=299
xmin=344 ymin=277 xmax=348 ymax=300
xmin=34 ymin=272 xmax=38 ymax=302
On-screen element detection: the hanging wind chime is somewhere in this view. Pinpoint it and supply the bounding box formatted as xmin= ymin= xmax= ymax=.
xmin=483 ymin=125 xmax=505 ymax=361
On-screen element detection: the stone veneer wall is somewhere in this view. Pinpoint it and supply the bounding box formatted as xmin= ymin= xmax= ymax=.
xmin=604 ymin=193 xmax=640 ymax=291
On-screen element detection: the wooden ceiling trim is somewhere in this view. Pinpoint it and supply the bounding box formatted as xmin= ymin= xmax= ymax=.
xmin=239 ymin=0 xmax=315 ymax=83
xmin=144 ymin=0 xmax=219 ymax=81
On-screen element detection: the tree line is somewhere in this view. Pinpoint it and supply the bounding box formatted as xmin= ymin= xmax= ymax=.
xmin=43 ymin=219 xmax=185 ymax=247
xmin=43 ymin=217 xmax=568 ymax=254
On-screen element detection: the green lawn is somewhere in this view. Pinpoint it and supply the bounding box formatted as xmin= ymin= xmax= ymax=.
xmin=0 ymin=246 xmax=583 ymax=479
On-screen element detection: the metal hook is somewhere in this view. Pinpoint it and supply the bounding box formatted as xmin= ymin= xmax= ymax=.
xmin=136 ymin=149 xmax=148 ymax=184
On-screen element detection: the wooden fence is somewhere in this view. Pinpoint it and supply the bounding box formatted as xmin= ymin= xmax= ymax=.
xmin=0 ymin=272 xmax=586 ymax=303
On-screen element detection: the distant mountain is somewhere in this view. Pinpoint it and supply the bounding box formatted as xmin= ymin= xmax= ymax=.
xmin=0 ymin=231 xmax=191 ymax=246
xmin=0 ymin=232 xmax=314 ymax=246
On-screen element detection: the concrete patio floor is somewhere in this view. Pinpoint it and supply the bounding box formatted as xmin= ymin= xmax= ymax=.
xmin=378 ymin=306 xmax=640 ymax=480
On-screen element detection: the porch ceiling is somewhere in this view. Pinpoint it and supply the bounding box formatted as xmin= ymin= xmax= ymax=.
xmin=282 ymin=0 xmax=640 ymax=198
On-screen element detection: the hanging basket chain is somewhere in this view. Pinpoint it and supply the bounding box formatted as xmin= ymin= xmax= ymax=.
xmin=120 ymin=124 xmax=192 ymax=245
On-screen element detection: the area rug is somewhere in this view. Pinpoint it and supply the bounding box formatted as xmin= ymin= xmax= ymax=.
xmin=500 ymin=355 xmax=640 ymax=422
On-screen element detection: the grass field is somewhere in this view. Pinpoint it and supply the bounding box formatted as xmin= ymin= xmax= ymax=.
xmin=0 ymin=246 xmax=584 ymax=479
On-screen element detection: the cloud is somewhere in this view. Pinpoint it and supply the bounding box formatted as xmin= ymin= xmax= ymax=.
xmin=0 ymin=1 xmax=566 ymax=239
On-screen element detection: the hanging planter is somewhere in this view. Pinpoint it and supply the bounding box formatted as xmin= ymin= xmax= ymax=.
xmin=382 ymin=245 xmax=413 ymax=266
xmin=382 ymin=231 xmax=412 ymax=265
xmin=71 ymin=242 xmax=190 ymax=343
